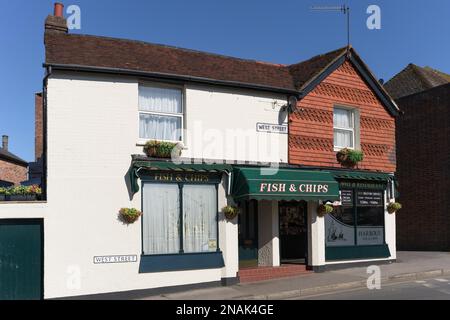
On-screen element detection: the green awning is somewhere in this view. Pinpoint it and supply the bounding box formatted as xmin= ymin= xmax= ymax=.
xmin=128 ymin=161 xmax=233 ymax=196
xmin=332 ymin=171 xmax=393 ymax=182
xmin=231 ymin=166 xmax=340 ymax=201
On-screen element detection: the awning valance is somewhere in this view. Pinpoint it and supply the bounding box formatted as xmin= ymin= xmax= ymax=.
xmin=128 ymin=161 xmax=233 ymax=195
xmin=332 ymin=171 xmax=393 ymax=182
xmin=231 ymin=166 xmax=340 ymax=201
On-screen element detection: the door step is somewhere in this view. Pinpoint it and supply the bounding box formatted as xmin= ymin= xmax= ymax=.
xmin=238 ymin=264 xmax=311 ymax=283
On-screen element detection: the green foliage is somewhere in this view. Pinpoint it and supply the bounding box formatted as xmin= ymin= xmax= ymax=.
xmin=336 ymin=148 xmax=364 ymax=167
xmin=0 ymin=185 xmax=42 ymax=196
xmin=119 ymin=208 xmax=142 ymax=223
xmin=387 ymin=202 xmax=402 ymax=214
xmin=222 ymin=205 xmax=239 ymax=220
xmin=143 ymin=140 xmax=182 ymax=158
xmin=317 ymin=204 xmax=334 ymax=216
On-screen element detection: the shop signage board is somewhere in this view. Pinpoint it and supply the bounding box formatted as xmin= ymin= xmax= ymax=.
xmin=143 ymin=172 xmax=222 ymax=184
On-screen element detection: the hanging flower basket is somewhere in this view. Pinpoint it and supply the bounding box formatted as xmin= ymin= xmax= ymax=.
xmin=387 ymin=202 xmax=402 ymax=214
xmin=222 ymin=205 xmax=239 ymax=220
xmin=336 ymin=148 xmax=364 ymax=168
xmin=143 ymin=140 xmax=183 ymax=159
xmin=119 ymin=208 xmax=142 ymax=224
xmin=317 ymin=204 xmax=334 ymax=217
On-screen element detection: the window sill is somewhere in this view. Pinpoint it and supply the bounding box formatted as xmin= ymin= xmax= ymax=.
xmin=139 ymin=251 xmax=224 ymax=273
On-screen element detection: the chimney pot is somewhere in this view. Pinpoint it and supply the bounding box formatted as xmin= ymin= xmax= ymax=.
xmin=54 ymin=3 xmax=64 ymax=17
xmin=2 ymin=135 xmax=8 ymax=151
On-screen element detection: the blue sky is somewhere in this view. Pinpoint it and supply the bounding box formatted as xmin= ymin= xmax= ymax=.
xmin=0 ymin=0 xmax=449 ymax=161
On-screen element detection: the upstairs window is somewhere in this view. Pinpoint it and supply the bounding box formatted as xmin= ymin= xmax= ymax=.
xmin=139 ymin=85 xmax=183 ymax=142
xmin=333 ymin=107 xmax=355 ymax=149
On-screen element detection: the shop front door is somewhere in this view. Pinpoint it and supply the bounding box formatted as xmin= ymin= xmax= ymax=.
xmin=279 ymin=201 xmax=307 ymax=263
xmin=238 ymin=200 xmax=258 ymax=268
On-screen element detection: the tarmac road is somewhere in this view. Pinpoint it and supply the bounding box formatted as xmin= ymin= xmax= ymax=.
xmin=293 ymin=276 xmax=450 ymax=300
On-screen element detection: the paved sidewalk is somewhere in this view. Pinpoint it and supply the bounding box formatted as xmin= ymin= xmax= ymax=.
xmin=142 ymin=252 xmax=450 ymax=300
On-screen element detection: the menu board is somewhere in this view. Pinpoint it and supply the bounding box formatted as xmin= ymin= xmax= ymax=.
xmin=340 ymin=190 xmax=353 ymax=206
xmin=357 ymin=191 xmax=383 ymax=207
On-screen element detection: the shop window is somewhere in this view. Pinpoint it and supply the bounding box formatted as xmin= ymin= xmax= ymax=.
xmin=356 ymin=190 xmax=384 ymax=245
xmin=139 ymin=85 xmax=183 ymax=142
xmin=333 ymin=107 xmax=355 ymax=149
xmin=325 ymin=188 xmax=385 ymax=247
xmin=182 ymin=185 xmax=218 ymax=253
xmin=326 ymin=190 xmax=355 ymax=247
xmin=142 ymin=181 xmax=218 ymax=255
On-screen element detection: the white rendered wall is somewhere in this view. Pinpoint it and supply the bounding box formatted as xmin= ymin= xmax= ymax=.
xmin=257 ymin=200 xmax=280 ymax=267
xmin=42 ymin=72 xmax=283 ymax=298
xmin=183 ymin=85 xmax=288 ymax=163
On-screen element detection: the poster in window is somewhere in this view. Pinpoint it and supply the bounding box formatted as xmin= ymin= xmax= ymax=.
xmin=325 ymin=207 xmax=355 ymax=247
xmin=340 ymin=190 xmax=353 ymax=206
xmin=357 ymin=191 xmax=383 ymax=207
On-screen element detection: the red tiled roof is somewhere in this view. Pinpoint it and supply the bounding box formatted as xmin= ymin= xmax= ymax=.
xmin=385 ymin=64 xmax=450 ymax=99
xmin=44 ymin=30 xmax=347 ymax=93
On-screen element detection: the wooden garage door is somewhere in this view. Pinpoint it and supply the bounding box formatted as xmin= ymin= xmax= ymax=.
xmin=0 ymin=219 xmax=43 ymax=300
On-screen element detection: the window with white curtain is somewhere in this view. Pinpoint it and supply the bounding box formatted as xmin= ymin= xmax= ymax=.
xmin=183 ymin=185 xmax=217 ymax=253
xmin=142 ymin=182 xmax=218 ymax=255
xmin=139 ymin=85 xmax=183 ymax=142
xmin=142 ymin=183 xmax=180 ymax=255
xmin=333 ymin=107 xmax=355 ymax=149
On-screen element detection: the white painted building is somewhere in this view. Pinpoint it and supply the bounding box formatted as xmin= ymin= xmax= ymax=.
xmin=0 ymin=4 xmax=399 ymax=300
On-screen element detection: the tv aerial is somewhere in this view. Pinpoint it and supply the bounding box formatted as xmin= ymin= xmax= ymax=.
xmin=310 ymin=4 xmax=350 ymax=48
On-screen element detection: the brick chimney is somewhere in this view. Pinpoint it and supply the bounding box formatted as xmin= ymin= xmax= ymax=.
xmin=45 ymin=3 xmax=68 ymax=33
xmin=2 ymin=135 xmax=8 ymax=151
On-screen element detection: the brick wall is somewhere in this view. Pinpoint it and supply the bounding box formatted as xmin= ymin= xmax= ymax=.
xmin=0 ymin=159 xmax=28 ymax=185
xmin=396 ymin=83 xmax=450 ymax=251
xmin=289 ymin=61 xmax=396 ymax=172
xmin=35 ymin=93 xmax=43 ymax=162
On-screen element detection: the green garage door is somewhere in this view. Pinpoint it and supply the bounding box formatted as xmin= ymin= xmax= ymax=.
xmin=0 ymin=219 xmax=43 ymax=300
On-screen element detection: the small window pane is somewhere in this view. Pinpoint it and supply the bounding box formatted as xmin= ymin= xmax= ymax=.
xmin=139 ymin=113 xmax=182 ymax=141
xmin=143 ymin=183 xmax=180 ymax=255
xmin=334 ymin=129 xmax=354 ymax=148
xmin=334 ymin=108 xmax=353 ymax=129
xmin=183 ymin=185 xmax=217 ymax=253
xmin=139 ymin=86 xmax=182 ymax=114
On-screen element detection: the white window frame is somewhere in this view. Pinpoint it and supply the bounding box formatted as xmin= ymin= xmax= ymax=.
xmin=138 ymin=82 xmax=184 ymax=145
xmin=333 ymin=106 xmax=356 ymax=151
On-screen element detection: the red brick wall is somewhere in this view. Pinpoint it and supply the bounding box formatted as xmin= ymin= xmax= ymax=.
xmin=0 ymin=159 xmax=28 ymax=185
xmin=35 ymin=93 xmax=43 ymax=162
xmin=396 ymin=84 xmax=450 ymax=251
xmin=289 ymin=61 xmax=396 ymax=172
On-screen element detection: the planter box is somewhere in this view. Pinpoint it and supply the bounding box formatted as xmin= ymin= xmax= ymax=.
xmin=0 ymin=195 xmax=5 ymax=201
xmin=7 ymin=194 xmax=38 ymax=202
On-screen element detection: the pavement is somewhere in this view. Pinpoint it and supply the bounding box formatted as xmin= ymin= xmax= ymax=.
xmin=141 ymin=251 xmax=450 ymax=300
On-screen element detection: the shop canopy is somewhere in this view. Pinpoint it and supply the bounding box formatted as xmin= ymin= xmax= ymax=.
xmin=128 ymin=160 xmax=233 ymax=195
xmin=332 ymin=171 xmax=393 ymax=182
xmin=231 ymin=166 xmax=340 ymax=202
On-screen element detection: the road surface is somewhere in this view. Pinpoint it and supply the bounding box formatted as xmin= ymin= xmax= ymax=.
xmin=294 ymin=276 xmax=450 ymax=300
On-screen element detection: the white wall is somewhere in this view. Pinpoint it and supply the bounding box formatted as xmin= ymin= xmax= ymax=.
xmin=257 ymin=200 xmax=280 ymax=267
xmin=183 ymin=85 xmax=288 ymax=163
xmin=37 ymin=72 xmax=287 ymax=298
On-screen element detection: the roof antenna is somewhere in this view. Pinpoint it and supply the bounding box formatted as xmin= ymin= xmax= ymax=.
xmin=310 ymin=4 xmax=350 ymax=48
